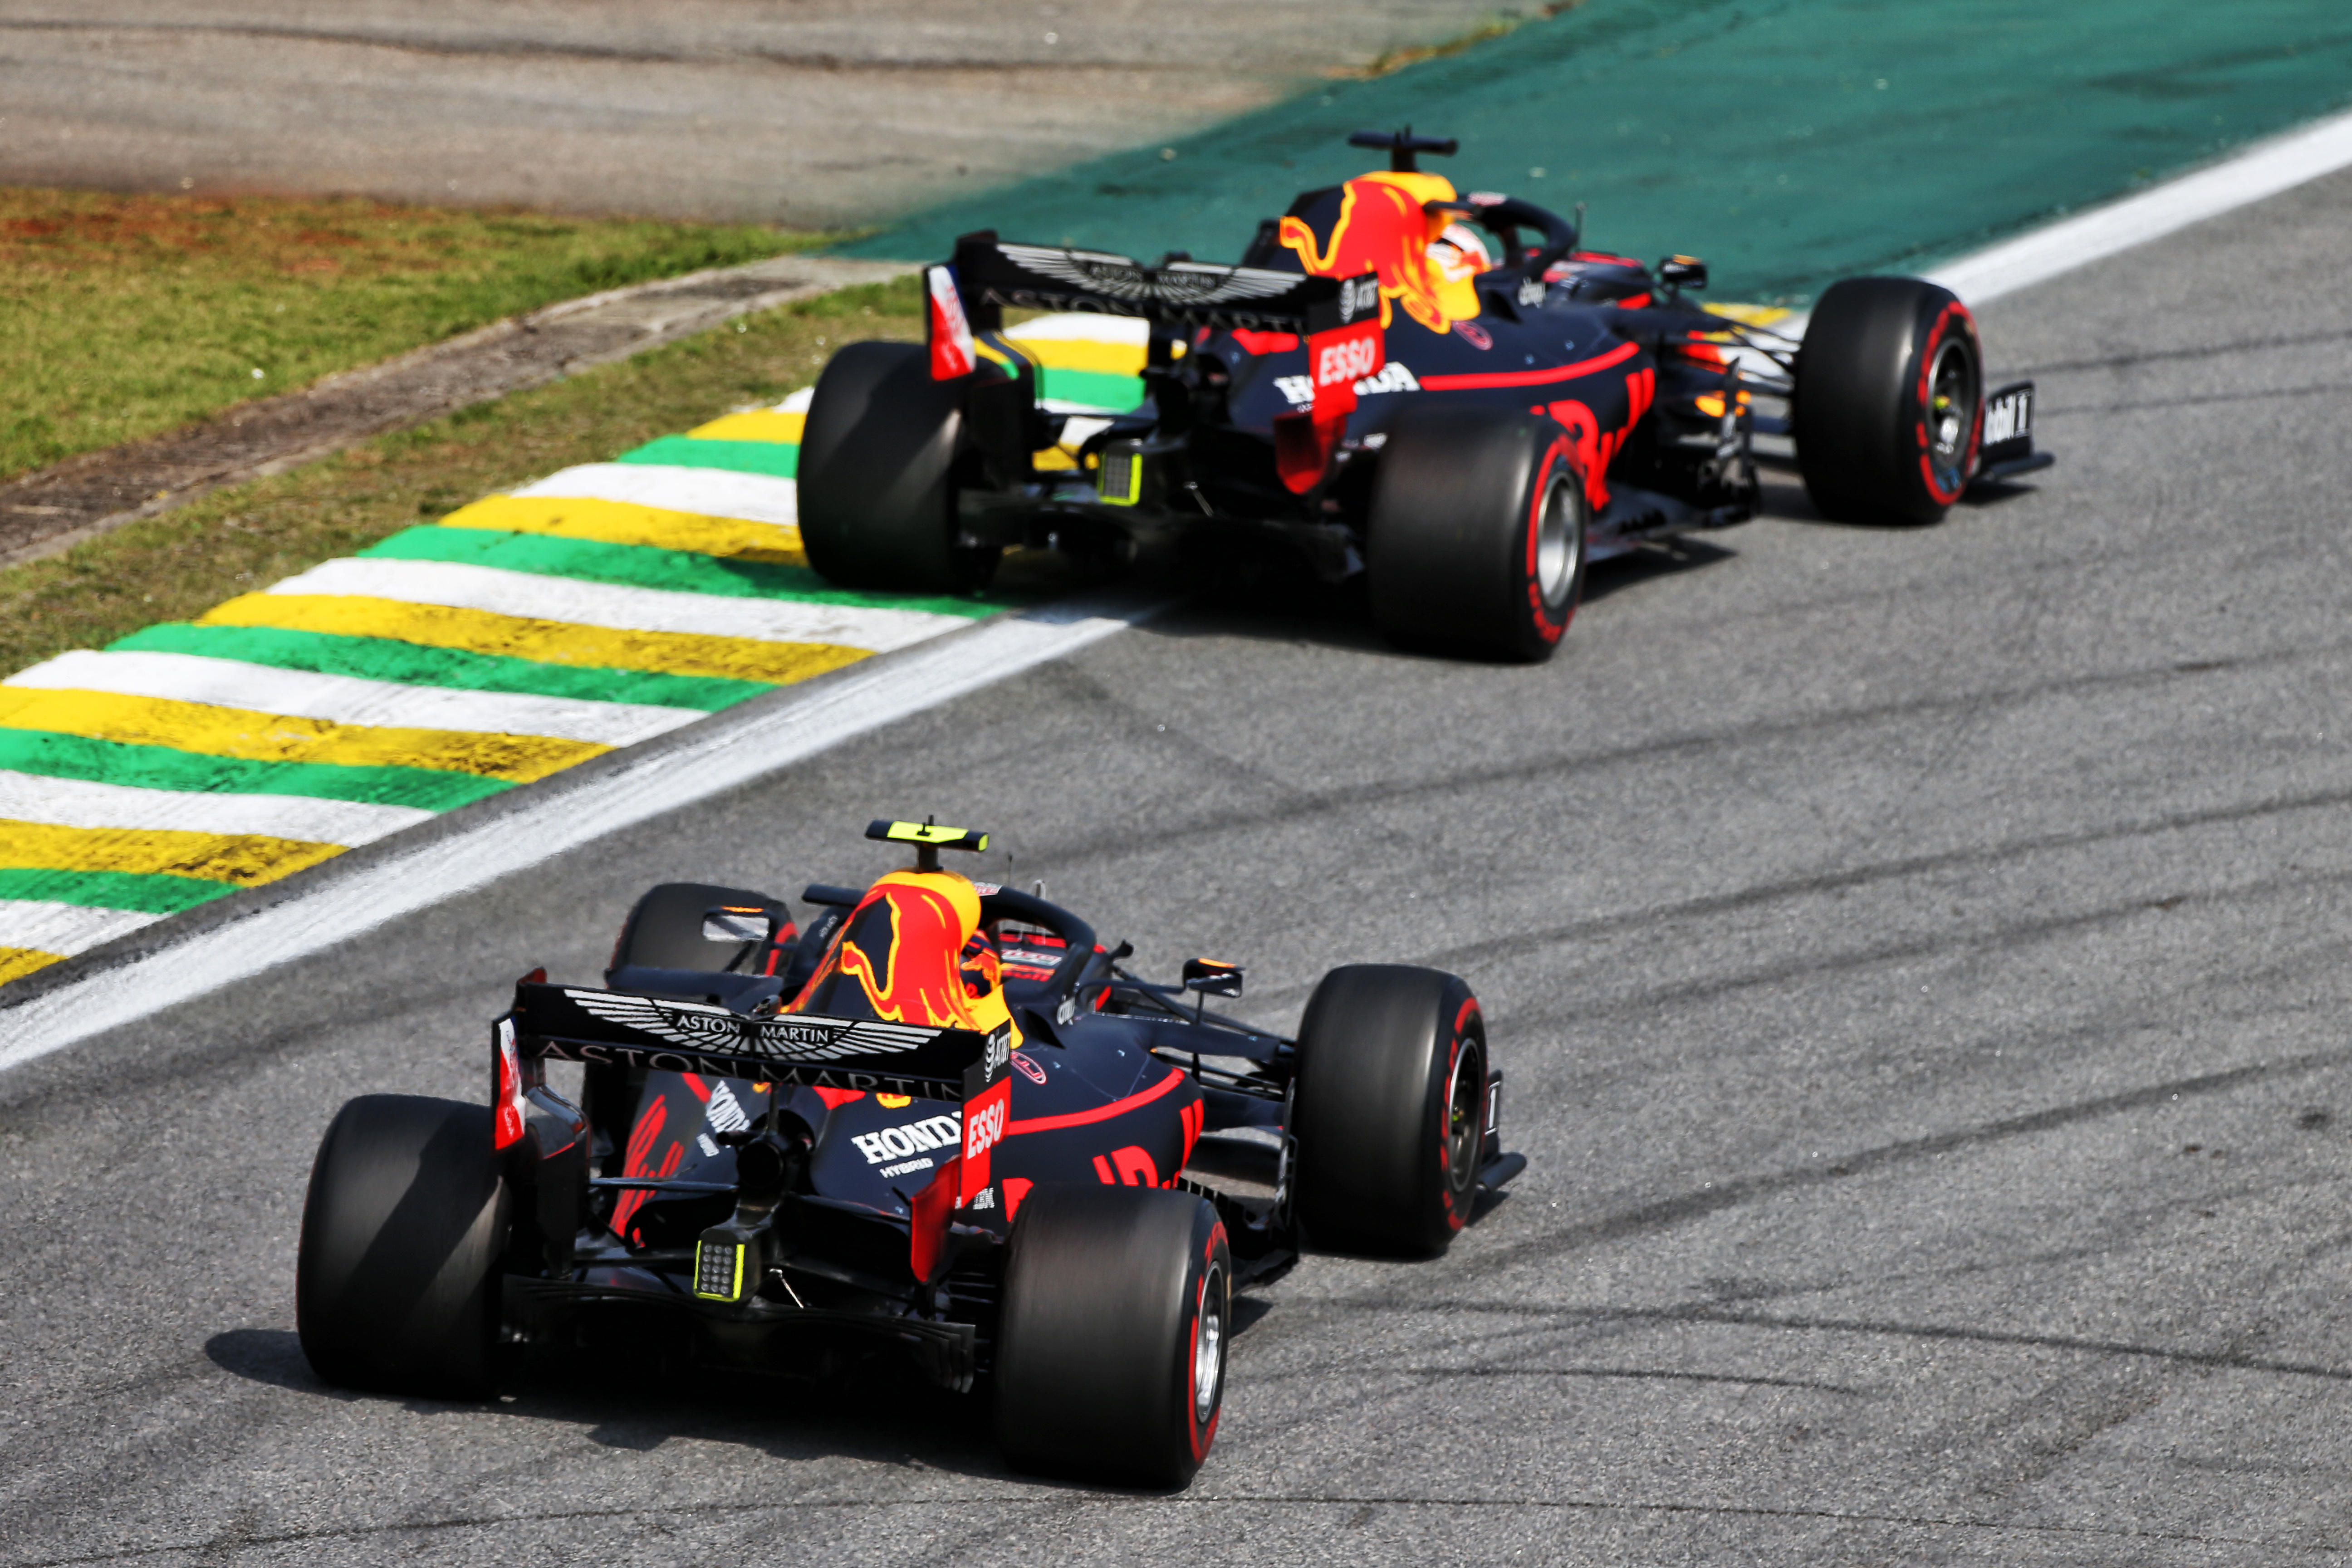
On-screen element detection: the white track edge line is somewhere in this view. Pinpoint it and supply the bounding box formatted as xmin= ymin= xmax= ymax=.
xmin=0 ymin=594 xmax=1165 ymax=1071
xmin=1925 ymin=103 xmax=2352 ymax=304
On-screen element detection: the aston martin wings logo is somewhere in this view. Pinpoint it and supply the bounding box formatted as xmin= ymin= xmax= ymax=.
xmin=565 ymin=989 xmax=941 ymax=1062
xmin=996 ymin=243 xmax=1300 ymax=305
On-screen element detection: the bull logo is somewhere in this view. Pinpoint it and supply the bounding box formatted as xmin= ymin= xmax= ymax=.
xmin=1279 ymin=173 xmax=1484 ymax=335
xmin=836 ymin=879 xmax=977 ymax=1029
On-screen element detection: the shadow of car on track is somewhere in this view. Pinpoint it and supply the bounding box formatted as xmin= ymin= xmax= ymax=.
xmin=1130 ymin=537 xmax=1740 ymax=665
xmin=205 ymin=1294 xmax=1276 ymax=1489
xmin=1759 ymin=473 xmax=2042 ymax=530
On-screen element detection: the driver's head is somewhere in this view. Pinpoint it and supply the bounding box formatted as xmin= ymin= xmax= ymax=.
xmin=1430 ymin=221 xmax=1494 ymax=279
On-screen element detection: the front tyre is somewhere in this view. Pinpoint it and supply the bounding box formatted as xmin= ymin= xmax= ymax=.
xmin=994 ymin=1185 xmax=1230 ymax=1488
xmin=296 ymin=1094 xmax=509 ymax=1398
xmin=1290 ymin=964 xmax=1488 ymax=1255
xmin=1794 ymin=276 xmax=1983 ymax=526
xmin=798 ymin=340 xmax=997 ymax=592
xmin=1366 ymin=404 xmax=1588 ymax=662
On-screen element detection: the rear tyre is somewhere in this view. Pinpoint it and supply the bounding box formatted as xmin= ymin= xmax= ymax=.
xmin=799 ymin=340 xmax=997 ymax=592
xmin=1365 ymin=404 xmax=1587 ymax=662
xmin=1290 ymin=964 xmax=1487 ymax=1256
xmin=296 ymin=1095 xmax=509 ymax=1398
xmin=1794 ymin=276 xmax=1983 ymax=526
xmin=994 ymin=1185 xmax=1230 ymax=1488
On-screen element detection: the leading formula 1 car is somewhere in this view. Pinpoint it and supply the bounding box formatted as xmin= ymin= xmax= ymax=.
xmin=800 ymin=127 xmax=2052 ymax=660
xmin=295 ymin=818 xmax=1524 ymax=1487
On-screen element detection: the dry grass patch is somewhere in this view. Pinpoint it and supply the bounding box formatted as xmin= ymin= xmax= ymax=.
xmin=0 ymin=186 xmax=834 ymax=483
xmin=0 ymin=276 xmax=923 ymax=679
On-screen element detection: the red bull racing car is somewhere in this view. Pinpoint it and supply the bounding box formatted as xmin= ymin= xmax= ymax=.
xmin=800 ymin=127 xmax=2050 ymax=660
xmin=295 ymin=819 xmax=1524 ymax=1487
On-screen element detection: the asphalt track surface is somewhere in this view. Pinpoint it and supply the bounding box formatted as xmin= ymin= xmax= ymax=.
xmin=0 ymin=0 xmax=1505 ymax=225
xmin=8 ymin=172 xmax=2352 ymax=1568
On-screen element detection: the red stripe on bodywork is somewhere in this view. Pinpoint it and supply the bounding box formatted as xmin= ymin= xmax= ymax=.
xmin=1008 ymin=1067 xmax=1186 ymax=1136
xmin=1421 ymin=339 xmax=1640 ymax=392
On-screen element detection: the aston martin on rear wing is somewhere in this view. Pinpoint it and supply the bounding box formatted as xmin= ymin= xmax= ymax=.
xmin=501 ymin=980 xmax=1008 ymax=1103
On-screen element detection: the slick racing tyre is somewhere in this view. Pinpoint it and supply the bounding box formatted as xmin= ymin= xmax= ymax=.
xmin=1365 ymin=403 xmax=1587 ymax=662
xmin=1794 ymin=276 xmax=1984 ymax=526
xmin=799 ymin=340 xmax=997 ymax=593
xmin=1290 ymin=964 xmax=1488 ymax=1256
xmin=995 ymin=1185 xmax=1230 ymax=1488
xmin=297 ymin=1095 xmax=510 ymax=1398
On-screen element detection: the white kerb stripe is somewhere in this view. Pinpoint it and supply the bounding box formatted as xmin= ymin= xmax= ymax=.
xmin=1927 ymin=103 xmax=2352 ymax=304
xmin=512 ymin=464 xmax=798 ymax=527
xmin=1004 ymin=314 xmax=1150 ymax=345
xmin=265 ymin=558 xmax=972 ymax=655
xmin=776 ymin=388 xmax=813 ymax=413
xmin=6 ymin=650 xmax=702 ymax=749
xmin=0 ymin=901 xmax=168 ymax=958
xmin=0 ymin=769 xmax=431 ymax=846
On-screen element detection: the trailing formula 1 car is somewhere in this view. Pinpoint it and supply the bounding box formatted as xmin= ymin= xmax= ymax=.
xmin=800 ymin=127 xmax=2052 ymax=660
xmin=295 ymin=818 xmax=1524 ymax=1487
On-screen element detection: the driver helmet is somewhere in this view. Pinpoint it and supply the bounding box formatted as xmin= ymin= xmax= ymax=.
xmin=1429 ymin=221 xmax=1495 ymax=280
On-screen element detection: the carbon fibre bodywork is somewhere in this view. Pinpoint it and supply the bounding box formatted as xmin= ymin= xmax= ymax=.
xmin=869 ymin=145 xmax=2048 ymax=590
xmin=492 ymin=871 xmax=1521 ymax=1392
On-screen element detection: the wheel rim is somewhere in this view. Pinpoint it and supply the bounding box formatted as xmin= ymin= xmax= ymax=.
xmin=1193 ymin=1264 xmax=1225 ymax=1425
xmin=1924 ymin=337 xmax=1978 ymax=497
xmin=1443 ymin=1041 xmax=1483 ymax=1195
xmin=1533 ymin=473 xmax=1581 ymax=608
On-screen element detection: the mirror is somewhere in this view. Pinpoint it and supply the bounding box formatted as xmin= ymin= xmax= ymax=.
xmin=703 ymin=910 xmax=772 ymax=946
xmin=1181 ymin=958 xmax=1244 ymax=998
xmin=1659 ymin=253 xmax=1709 ymax=290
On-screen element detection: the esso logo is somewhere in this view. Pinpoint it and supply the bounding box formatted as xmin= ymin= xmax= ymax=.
xmin=1316 ymin=333 xmax=1380 ymax=387
xmin=964 ymin=1096 xmax=1008 ymax=1159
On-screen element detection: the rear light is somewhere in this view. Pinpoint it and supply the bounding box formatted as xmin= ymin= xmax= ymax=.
xmin=695 ymin=1231 xmax=749 ymax=1301
xmin=493 ymin=1018 xmax=526 ymax=1150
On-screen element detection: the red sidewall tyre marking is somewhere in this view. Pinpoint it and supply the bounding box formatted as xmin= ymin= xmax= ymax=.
xmin=1186 ymin=1224 xmax=1229 ymax=1465
xmin=1914 ymin=301 xmax=1983 ymax=507
xmin=1522 ymin=436 xmax=1576 ymax=645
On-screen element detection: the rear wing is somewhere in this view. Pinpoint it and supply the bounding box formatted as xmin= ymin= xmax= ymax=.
xmin=927 ymin=231 xmax=1382 ymax=439
xmin=504 ymin=981 xmax=1007 ymax=1103
xmin=943 ymin=230 xmax=1372 ymax=335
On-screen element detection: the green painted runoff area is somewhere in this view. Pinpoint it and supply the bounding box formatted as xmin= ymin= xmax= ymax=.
xmin=358 ymin=527 xmax=1000 ymax=616
xmin=842 ymin=0 xmax=2352 ymax=302
xmin=113 ymin=623 xmax=769 ymax=712
xmin=0 ymin=727 xmax=512 ymax=812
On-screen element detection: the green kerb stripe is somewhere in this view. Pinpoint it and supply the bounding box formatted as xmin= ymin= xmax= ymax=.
xmin=618 ymin=435 xmax=799 ymax=478
xmin=361 ymin=527 xmax=999 ymax=617
xmin=0 ymin=729 xmax=512 ymax=812
xmin=113 ymin=622 xmax=771 ymax=712
xmin=0 ymin=867 xmax=237 ymax=916
xmin=1039 ymin=367 xmax=1145 ymax=411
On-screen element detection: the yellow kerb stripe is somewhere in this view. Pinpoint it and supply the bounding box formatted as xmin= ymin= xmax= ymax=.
xmin=0 ymin=687 xmax=606 ymax=784
xmin=1001 ymin=337 xmax=1148 ymax=376
xmin=0 ymin=947 xmax=65 ymax=985
xmin=201 ymin=594 xmax=868 ymax=686
xmin=685 ymin=410 xmax=805 ymax=443
xmin=434 ymin=495 xmax=806 ymax=565
xmin=0 ymin=818 xmax=346 ymax=885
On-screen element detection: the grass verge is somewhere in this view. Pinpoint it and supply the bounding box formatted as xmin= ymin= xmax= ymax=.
xmin=0 ymin=186 xmax=837 ymax=483
xmin=0 ymin=275 xmax=924 ymax=681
